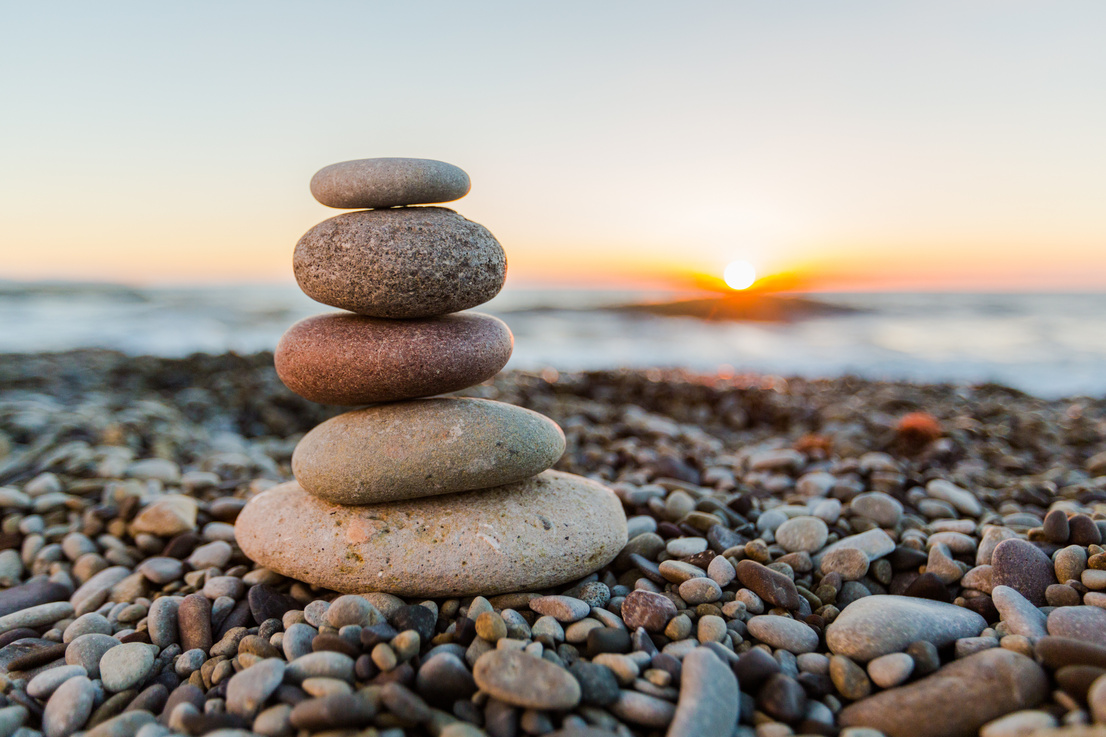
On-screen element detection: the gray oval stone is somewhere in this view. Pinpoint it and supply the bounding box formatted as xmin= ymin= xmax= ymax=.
xmin=668 ymin=648 xmax=739 ymax=737
xmin=473 ymin=649 xmax=581 ymax=710
xmin=775 ymin=516 xmax=829 ymax=553
xmin=310 ymin=158 xmax=471 ymax=209
xmin=147 ymin=595 xmax=181 ymax=648
xmin=99 ymin=641 xmax=155 ymax=692
xmin=27 ymin=664 xmax=87 ymax=699
xmin=293 ymin=399 xmax=565 ymax=504
xmin=1047 ymin=605 xmax=1106 ymax=644
xmin=42 ymin=674 xmax=94 ymax=737
xmin=293 ymin=207 xmax=505 ymax=318
xmin=227 ymin=658 xmax=286 ymax=717
xmin=65 ymin=633 xmax=120 ymax=679
xmin=826 ymin=595 xmax=986 ymax=661
xmin=747 ymin=615 xmax=820 ymax=654
xmin=992 ymin=585 xmax=1047 ymax=638
xmin=236 ymin=471 xmax=627 ymax=597
xmin=285 ymin=652 xmax=355 ymax=684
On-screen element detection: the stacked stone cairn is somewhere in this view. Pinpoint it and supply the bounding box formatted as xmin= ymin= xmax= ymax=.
xmin=236 ymin=158 xmax=628 ymax=597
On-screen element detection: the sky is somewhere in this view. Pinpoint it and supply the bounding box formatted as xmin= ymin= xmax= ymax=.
xmin=2 ymin=2 xmax=1105 ymax=291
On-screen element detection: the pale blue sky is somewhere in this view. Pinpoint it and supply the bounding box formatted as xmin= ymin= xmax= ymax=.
xmin=2 ymin=2 xmax=1104 ymax=288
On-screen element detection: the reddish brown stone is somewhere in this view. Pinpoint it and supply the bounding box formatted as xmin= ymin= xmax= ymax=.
xmin=274 ymin=311 xmax=512 ymax=405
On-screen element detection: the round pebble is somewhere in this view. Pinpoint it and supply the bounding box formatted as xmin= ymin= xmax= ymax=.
xmin=310 ymin=157 xmax=471 ymax=209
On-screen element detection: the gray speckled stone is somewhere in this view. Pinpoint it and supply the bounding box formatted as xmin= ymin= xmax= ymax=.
xmin=668 ymin=647 xmax=739 ymax=737
xmin=65 ymin=633 xmax=119 ymax=679
xmin=812 ymin=529 xmax=895 ymax=567
xmin=236 ymin=471 xmax=627 ymax=597
xmin=99 ymin=641 xmax=155 ymax=692
xmin=227 ymin=657 xmax=286 ymax=717
xmin=27 ymin=664 xmax=87 ymax=699
xmin=293 ymin=399 xmax=564 ymax=504
xmin=473 ymin=649 xmax=580 ymax=710
xmin=293 ymin=207 xmax=505 ymax=318
xmin=992 ymin=585 xmax=1047 ymax=638
xmin=747 ymin=615 xmax=820 ymax=654
xmin=1047 ymin=606 xmax=1106 ymax=643
xmin=310 ymin=158 xmax=471 ymax=209
xmin=0 ymin=601 xmax=73 ymax=634
xmin=284 ymin=652 xmax=355 ymax=684
xmin=275 ymin=311 xmax=512 ymax=406
xmin=826 ymin=595 xmax=986 ymax=662
xmin=42 ymin=674 xmax=94 ymax=737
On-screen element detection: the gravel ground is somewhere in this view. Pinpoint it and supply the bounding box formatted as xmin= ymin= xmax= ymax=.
xmin=1 ymin=350 xmax=1106 ymax=737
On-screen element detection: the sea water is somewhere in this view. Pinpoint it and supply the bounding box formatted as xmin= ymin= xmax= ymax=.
xmin=0 ymin=282 xmax=1103 ymax=399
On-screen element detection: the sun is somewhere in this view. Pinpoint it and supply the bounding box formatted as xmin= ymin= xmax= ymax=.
xmin=723 ymin=260 xmax=757 ymax=290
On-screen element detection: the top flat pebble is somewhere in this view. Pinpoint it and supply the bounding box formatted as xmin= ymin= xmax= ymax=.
xmin=310 ymin=158 xmax=471 ymax=209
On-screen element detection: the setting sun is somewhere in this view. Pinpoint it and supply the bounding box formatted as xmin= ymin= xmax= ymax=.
xmin=723 ymin=260 xmax=757 ymax=290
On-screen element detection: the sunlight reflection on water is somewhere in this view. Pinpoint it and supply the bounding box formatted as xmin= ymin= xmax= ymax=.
xmin=0 ymin=284 xmax=1103 ymax=398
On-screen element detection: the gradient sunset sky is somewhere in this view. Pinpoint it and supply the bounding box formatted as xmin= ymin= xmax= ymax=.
xmin=2 ymin=2 xmax=1104 ymax=291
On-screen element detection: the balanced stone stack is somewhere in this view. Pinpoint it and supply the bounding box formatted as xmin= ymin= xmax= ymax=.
xmin=236 ymin=158 xmax=627 ymax=597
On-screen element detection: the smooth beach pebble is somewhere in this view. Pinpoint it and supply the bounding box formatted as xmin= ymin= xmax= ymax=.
xmin=293 ymin=207 xmax=506 ymax=318
xmin=98 ymin=641 xmax=155 ymax=692
xmin=226 ymin=657 xmax=286 ymax=717
xmin=991 ymin=538 xmax=1056 ymax=606
xmin=667 ymin=647 xmax=739 ymax=737
xmin=275 ymin=311 xmax=512 ymax=405
xmin=292 ymin=398 xmax=565 ymax=504
xmin=838 ymin=649 xmax=1048 ymax=737
xmin=747 ymin=615 xmax=820 ymax=654
xmin=775 ymin=516 xmax=828 ymax=553
xmin=310 ymin=157 xmax=471 ymax=209
xmin=473 ymin=649 xmax=581 ymax=710
xmin=235 ymin=471 xmax=627 ymax=596
xmin=42 ymin=674 xmax=95 ymax=737
xmin=1047 ymin=605 xmax=1106 ymax=643
xmin=825 ymin=595 xmax=987 ymax=661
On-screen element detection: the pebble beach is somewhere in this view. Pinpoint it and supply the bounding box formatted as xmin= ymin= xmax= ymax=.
xmin=1 ymin=350 xmax=1106 ymax=737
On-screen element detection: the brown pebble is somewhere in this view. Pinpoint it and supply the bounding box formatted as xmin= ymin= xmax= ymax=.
xmin=178 ymin=594 xmax=213 ymax=652
xmin=1046 ymin=583 xmax=1082 ymax=608
xmin=6 ymin=642 xmax=66 ymax=671
xmin=757 ymin=673 xmax=807 ymax=722
xmin=1056 ymin=664 xmax=1106 ymax=702
xmin=275 ymin=312 xmax=513 ymax=405
xmin=620 ymin=590 xmax=677 ymax=633
xmin=991 ymin=539 xmax=1056 ymax=606
xmin=1070 ymin=515 xmax=1103 ymax=546
xmin=312 ymin=633 xmax=360 ymax=659
xmin=736 ymin=559 xmax=801 ymax=610
xmin=1043 ymin=509 xmax=1071 ymax=544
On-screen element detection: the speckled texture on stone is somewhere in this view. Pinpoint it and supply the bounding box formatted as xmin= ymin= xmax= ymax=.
xmin=838 ymin=649 xmax=1048 ymax=737
xmin=293 ymin=207 xmax=505 ymax=318
xmin=275 ymin=311 xmax=512 ymax=405
xmin=292 ymin=398 xmax=565 ymax=504
xmin=668 ymin=648 xmax=739 ymax=737
xmin=472 ymin=649 xmax=581 ymax=710
xmin=310 ymin=158 xmax=471 ymax=209
xmin=235 ymin=471 xmax=627 ymax=597
xmin=825 ymin=594 xmax=987 ymax=661
xmin=991 ymin=538 xmax=1056 ymax=606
